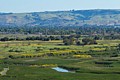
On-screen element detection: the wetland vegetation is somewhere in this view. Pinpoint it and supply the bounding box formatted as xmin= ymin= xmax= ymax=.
xmin=0 ymin=38 xmax=120 ymax=80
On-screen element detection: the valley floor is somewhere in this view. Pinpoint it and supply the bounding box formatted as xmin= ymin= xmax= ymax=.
xmin=0 ymin=40 xmax=120 ymax=80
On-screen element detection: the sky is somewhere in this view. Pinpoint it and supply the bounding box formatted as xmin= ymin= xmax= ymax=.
xmin=0 ymin=0 xmax=120 ymax=13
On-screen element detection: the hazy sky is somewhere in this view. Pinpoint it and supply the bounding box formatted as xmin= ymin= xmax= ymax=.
xmin=0 ymin=0 xmax=120 ymax=13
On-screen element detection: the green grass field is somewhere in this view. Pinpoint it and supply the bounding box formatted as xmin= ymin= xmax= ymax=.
xmin=0 ymin=40 xmax=120 ymax=80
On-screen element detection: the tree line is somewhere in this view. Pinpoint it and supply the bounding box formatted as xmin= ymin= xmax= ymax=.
xmin=0 ymin=25 xmax=120 ymax=35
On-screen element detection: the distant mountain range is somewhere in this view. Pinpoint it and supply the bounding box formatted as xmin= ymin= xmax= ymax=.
xmin=1 ymin=9 xmax=120 ymax=27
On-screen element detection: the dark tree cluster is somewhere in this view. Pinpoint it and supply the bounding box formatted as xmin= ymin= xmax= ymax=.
xmin=0 ymin=25 xmax=120 ymax=36
xmin=82 ymin=38 xmax=97 ymax=45
xmin=63 ymin=35 xmax=97 ymax=45
xmin=0 ymin=36 xmax=62 ymax=41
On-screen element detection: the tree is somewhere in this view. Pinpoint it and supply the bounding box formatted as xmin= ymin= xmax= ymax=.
xmin=0 ymin=37 xmax=9 ymax=41
xmin=63 ymin=37 xmax=75 ymax=45
xmin=82 ymin=38 xmax=97 ymax=45
xmin=76 ymin=41 xmax=81 ymax=45
xmin=9 ymin=55 xmax=15 ymax=59
xmin=94 ymin=36 xmax=100 ymax=40
xmin=69 ymin=37 xmax=75 ymax=45
xmin=116 ymin=44 xmax=120 ymax=55
xmin=63 ymin=38 xmax=69 ymax=45
xmin=117 ymin=44 xmax=120 ymax=51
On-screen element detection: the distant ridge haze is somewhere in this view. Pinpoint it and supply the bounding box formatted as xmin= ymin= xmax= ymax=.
xmin=0 ymin=9 xmax=120 ymax=27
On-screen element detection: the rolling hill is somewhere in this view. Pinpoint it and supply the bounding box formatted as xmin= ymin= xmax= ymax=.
xmin=0 ymin=9 xmax=120 ymax=27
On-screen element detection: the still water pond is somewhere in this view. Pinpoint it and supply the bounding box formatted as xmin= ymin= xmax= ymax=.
xmin=52 ymin=67 xmax=75 ymax=73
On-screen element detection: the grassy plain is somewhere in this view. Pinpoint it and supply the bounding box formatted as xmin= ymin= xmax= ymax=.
xmin=0 ymin=40 xmax=120 ymax=80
